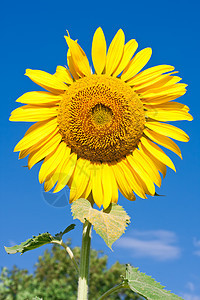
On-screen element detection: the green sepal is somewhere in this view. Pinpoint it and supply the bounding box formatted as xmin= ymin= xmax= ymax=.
xmin=154 ymin=192 xmax=165 ymax=196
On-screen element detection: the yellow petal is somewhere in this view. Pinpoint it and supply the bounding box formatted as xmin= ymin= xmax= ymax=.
xmin=25 ymin=69 xmax=67 ymax=92
xmin=81 ymin=171 xmax=92 ymax=200
xmin=18 ymin=129 xmax=57 ymax=159
xmin=10 ymin=105 xmax=58 ymax=122
xmin=110 ymin=167 xmax=118 ymax=203
xmin=145 ymin=101 xmax=190 ymax=111
xmin=111 ymin=163 xmax=136 ymax=201
xmin=44 ymin=173 xmax=58 ymax=192
xmin=144 ymin=128 xmax=182 ymax=158
xmin=39 ymin=142 xmax=68 ymax=183
xmin=140 ymin=137 xmax=176 ymax=171
xmin=141 ymin=83 xmax=187 ymax=99
xmin=141 ymin=94 xmax=186 ymax=105
xmin=119 ymin=160 xmax=147 ymax=198
xmin=126 ymin=65 xmax=175 ymax=86
xmin=105 ymin=29 xmax=125 ymax=76
xmin=101 ymin=164 xmax=113 ymax=209
xmin=139 ymin=143 xmax=167 ymax=178
xmin=69 ymin=159 xmax=90 ymax=202
xmin=126 ymin=154 xmax=155 ymax=195
xmin=91 ymin=163 xmax=103 ymax=208
xmin=65 ymin=36 xmax=91 ymax=77
xmin=19 ymin=149 xmax=31 ymax=160
xmin=146 ymin=108 xmax=193 ymax=122
xmin=67 ymin=47 xmax=80 ymax=80
xmin=132 ymin=148 xmax=161 ymax=187
xmin=54 ymin=66 xmax=73 ymax=84
xmin=145 ymin=122 xmax=189 ymax=142
xmin=16 ymin=91 xmax=62 ymax=105
xmin=121 ymin=48 xmax=152 ymax=82
xmin=161 ymin=76 xmax=183 ymax=87
xmin=54 ymin=153 xmax=77 ymax=193
xmin=134 ymin=74 xmax=182 ymax=93
xmin=112 ymin=39 xmax=138 ymax=77
xmin=14 ymin=118 xmax=58 ymax=152
xmin=43 ymin=151 xmax=68 ymax=192
xmin=140 ymin=143 xmax=167 ymax=178
xmin=28 ymin=133 xmax=62 ymax=169
xmin=92 ymin=27 xmax=107 ymax=75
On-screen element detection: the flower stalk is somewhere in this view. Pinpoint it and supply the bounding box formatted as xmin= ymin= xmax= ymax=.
xmin=60 ymin=241 xmax=79 ymax=273
xmin=77 ymin=220 xmax=92 ymax=300
xmin=98 ymin=282 xmax=129 ymax=300
xmin=52 ymin=240 xmax=79 ymax=273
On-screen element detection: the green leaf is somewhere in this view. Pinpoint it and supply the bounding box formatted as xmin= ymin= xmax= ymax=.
xmin=71 ymin=198 xmax=92 ymax=223
xmin=53 ymin=224 xmax=76 ymax=241
xmin=4 ymin=224 xmax=75 ymax=254
xmin=5 ymin=233 xmax=53 ymax=254
xmin=71 ymin=198 xmax=130 ymax=249
xmin=126 ymin=264 xmax=183 ymax=300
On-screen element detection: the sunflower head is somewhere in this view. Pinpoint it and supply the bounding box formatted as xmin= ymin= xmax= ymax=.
xmin=10 ymin=27 xmax=193 ymax=209
xmin=58 ymin=75 xmax=145 ymax=163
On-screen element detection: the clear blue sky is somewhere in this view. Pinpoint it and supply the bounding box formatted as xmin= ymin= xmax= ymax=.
xmin=1 ymin=0 xmax=200 ymax=299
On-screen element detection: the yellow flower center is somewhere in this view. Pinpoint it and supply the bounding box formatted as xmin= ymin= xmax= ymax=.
xmin=58 ymin=75 xmax=145 ymax=163
xmin=91 ymin=103 xmax=113 ymax=126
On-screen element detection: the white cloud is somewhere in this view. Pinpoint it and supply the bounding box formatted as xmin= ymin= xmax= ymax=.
xmin=115 ymin=229 xmax=181 ymax=261
xmin=193 ymin=238 xmax=200 ymax=247
xmin=181 ymin=280 xmax=200 ymax=300
xmin=8 ymin=240 xmax=17 ymax=247
xmin=193 ymin=238 xmax=200 ymax=256
xmin=194 ymin=250 xmax=200 ymax=256
xmin=181 ymin=293 xmax=200 ymax=300
xmin=186 ymin=282 xmax=195 ymax=292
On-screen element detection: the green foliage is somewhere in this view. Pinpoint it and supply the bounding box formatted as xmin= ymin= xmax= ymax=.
xmin=125 ymin=265 xmax=183 ymax=300
xmin=4 ymin=225 xmax=75 ymax=254
xmin=71 ymin=199 xmax=130 ymax=249
xmin=0 ymin=241 xmax=140 ymax=300
xmin=4 ymin=233 xmax=53 ymax=255
xmin=53 ymin=224 xmax=76 ymax=241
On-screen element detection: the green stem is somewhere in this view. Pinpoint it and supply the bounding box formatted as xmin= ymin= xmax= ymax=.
xmin=60 ymin=241 xmax=79 ymax=273
xmin=52 ymin=240 xmax=79 ymax=274
xmin=98 ymin=282 xmax=129 ymax=300
xmin=77 ymin=220 xmax=92 ymax=300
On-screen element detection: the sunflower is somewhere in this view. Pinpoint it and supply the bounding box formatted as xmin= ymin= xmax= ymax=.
xmin=10 ymin=28 xmax=193 ymax=209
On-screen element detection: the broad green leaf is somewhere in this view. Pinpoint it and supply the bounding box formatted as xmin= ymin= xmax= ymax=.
xmin=71 ymin=198 xmax=130 ymax=249
xmin=4 ymin=224 xmax=75 ymax=254
xmin=126 ymin=264 xmax=183 ymax=299
xmin=71 ymin=198 xmax=91 ymax=223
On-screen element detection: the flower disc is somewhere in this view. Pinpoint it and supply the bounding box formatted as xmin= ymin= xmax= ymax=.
xmin=58 ymin=75 xmax=145 ymax=162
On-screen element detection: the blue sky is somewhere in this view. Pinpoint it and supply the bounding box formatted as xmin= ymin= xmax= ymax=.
xmin=1 ymin=0 xmax=200 ymax=298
